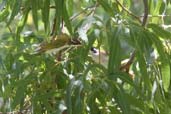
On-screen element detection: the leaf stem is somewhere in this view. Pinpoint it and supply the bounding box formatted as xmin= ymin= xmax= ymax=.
xmin=115 ymin=0 xmax=141 ymax=23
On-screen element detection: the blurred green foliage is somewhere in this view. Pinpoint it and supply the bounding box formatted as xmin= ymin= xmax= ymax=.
xmin=0 ymin=0 xmax=171 ymax=114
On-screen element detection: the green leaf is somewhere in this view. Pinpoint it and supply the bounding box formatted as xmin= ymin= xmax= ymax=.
xmin=42 ymin=0 xmax=50 ymax=32
xmin=66 ymin=0 xmax=73 ymax=16
xmin=109 ymin=72 xmax=134 ymax=86
xmin=153 ymin=0 xmax=162 ymax=14
xmin=146 ymin=31 xmax=168 ymax=63
xmin=125 ymin=94 xmax=145 ymax=113
xmin=115 ymin=86 xmax=130 ymax=114
xmin=7 ymin=0 xmax=22 ymax=25
xmin=0 ymin=6 xmax=9 ymax=22
xmin=12 ymin=82 xmax=26 ymax=109
xmin=97 ymin=0 xmax=114 ymax=16
xmin=31 ymin=0 xmax=39 ymax=30
xmin=54 ymin=0 xmax=63 ymax=34
xmin=161 ymin=63 xmax=170 ymax=92
xmin=106 ymin=20 xmax=121 ymax=74
xmin=159 ymin=2 xmax=166 ymax=14
xmin=147 ymin=24 xmax=171 ymax=40
xmin=63 ymin=3 xmax=73 ymax=35
xmin=16 ymin=8 xmax=30 ymax=38
xmin=129 ymin=27 xmax=151 ymax=90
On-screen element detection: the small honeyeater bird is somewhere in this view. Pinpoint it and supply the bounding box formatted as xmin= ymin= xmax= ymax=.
xmin=90 ymin=47 xmax=135 ymax=78
xmin=35 ymin=33 xmax=81 ymax=54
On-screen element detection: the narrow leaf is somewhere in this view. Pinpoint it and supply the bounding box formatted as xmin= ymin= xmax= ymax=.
xmin=148 ymin=24 xmax=171 ymax=40
xmin=63 ymin=3 xmax=73 ymax=35
xmin=42 ymin=0 xmax=50 ymax=32
xmin=98 ymin=0 xmax=114 ymax=16
xmin=31 ymin=0 xmax=38 ymax=30
xmin=161 ymin=63 xmax=170 ymax=92
xmin=7 ymin=0 xmax=22 ymax=25
xmin=16 ymin=8 xmax=30 ymax=37
xmin=12 ymin=84 xmax=25 ymax=109
xmin=106 ymin=20 xmax=121 ymax=74
xmin=0 ymin=7 xmax=9 ymax=22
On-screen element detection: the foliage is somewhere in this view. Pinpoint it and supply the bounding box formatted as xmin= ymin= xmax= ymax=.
xmin=0 ymin=0 xmax=171 ymax=114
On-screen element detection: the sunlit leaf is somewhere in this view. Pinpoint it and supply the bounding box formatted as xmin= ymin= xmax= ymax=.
xmin=161 ymin=63 xmax=170 ymax=92
xmin=0 ymin=6 xmax=9 ymax=22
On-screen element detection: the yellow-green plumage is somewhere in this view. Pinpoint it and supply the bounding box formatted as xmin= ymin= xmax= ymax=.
xmin=36 ymin=33 xmax=70 ymax=53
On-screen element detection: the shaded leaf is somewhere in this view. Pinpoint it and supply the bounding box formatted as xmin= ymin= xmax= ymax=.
xmin=97 ymin=0 xmax=114 ymax=16
xmin=31 ymin=0 xmax=39 ymax=30
xmin=7 ymin=0 xmax=22 ymax=25
xmin=42 ymin=0 xmax=50 ymax=32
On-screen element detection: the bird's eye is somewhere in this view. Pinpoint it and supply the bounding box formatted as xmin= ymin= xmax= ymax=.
xmin=90 ymin=47 xmax=98 ymax=53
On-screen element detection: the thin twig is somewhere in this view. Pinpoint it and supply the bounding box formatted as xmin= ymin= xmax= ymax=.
xmin=115 ymin=0 xmax=141 ymax=23
xmin=7 ymin=25 xmax=13 ymax=33
xmin=5 ymin=21 xmax=13 ymax=33
xmin=142 ymin=0 xmax=148 ymax=26
xmin=120 ymin=50 xmax=136 ymax=72
xmin=87 ymin=2 xmax=99 ymax=16
xmin=69 ymin=4 xmax=97 ymax=21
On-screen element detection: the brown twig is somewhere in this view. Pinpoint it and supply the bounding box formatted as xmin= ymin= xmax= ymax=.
xmin=120 ymin=50 xmax=136 ymax=73
xmin=6 ymin=24 xmax=13 ymax=33
xmin=115 ymin=0 xmax=141 ymax=23
xmin=142 ymin=0 xmax=148 ymax=26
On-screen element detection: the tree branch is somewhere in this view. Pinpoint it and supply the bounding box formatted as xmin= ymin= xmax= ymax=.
xmin=142 ymin=0 xmax=148 ymax=26
xmin=115 ymin=0 xmax=141 ymax=23
xmin=69 ymin=4 xmax=98 ymax=21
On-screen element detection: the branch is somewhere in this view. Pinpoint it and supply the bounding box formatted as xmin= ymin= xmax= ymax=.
xmin=120 ymin=50 xmax=136 ymax=72
xmin=142 ymin=0 xmax=148 ymax=26
xmin=69 ymin=4 xmax=98 ymax=21
xmin=115 ymin=0 xmax=141 ymax=23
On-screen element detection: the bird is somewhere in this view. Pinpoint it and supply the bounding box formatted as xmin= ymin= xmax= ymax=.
xmin=90 ymin=47 xmax=109 ymax=68
xmin=35 ymin=33 xmax=81 ymax=54
xmin=90 ymin=47 xmax=135 ymax=79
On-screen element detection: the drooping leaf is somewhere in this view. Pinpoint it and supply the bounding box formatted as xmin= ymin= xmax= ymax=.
xmin=97 ymin=0 xmax=114 ymax=16
xmin=146 ymin=31 xmax=168 ymax=63
xmin=106 ymin=20 xmax=121 ymax=74
xmin=16 ymin=8 xmax=30 ymax=38
xmin=148 ymin=24 xmax=171 ymax=40
xmin=161 ymin=63 xmax=170 ymax=92
xmin=31 ymin=0 xmax=39 ymax=30
xmin=159 ymin=2 xmax=166 ymax=14
xmin=7 ymin=0 xmax=22 ymax=25
xmin=66 ymin=0 xmax=73 ymax=16
xmin=63 ymin=3 xmax=73 ymax=35
xmin=0 ymin=6 xmax=9 ymax=22
xmin=42 ymin=0 xmax=50 ymax=32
